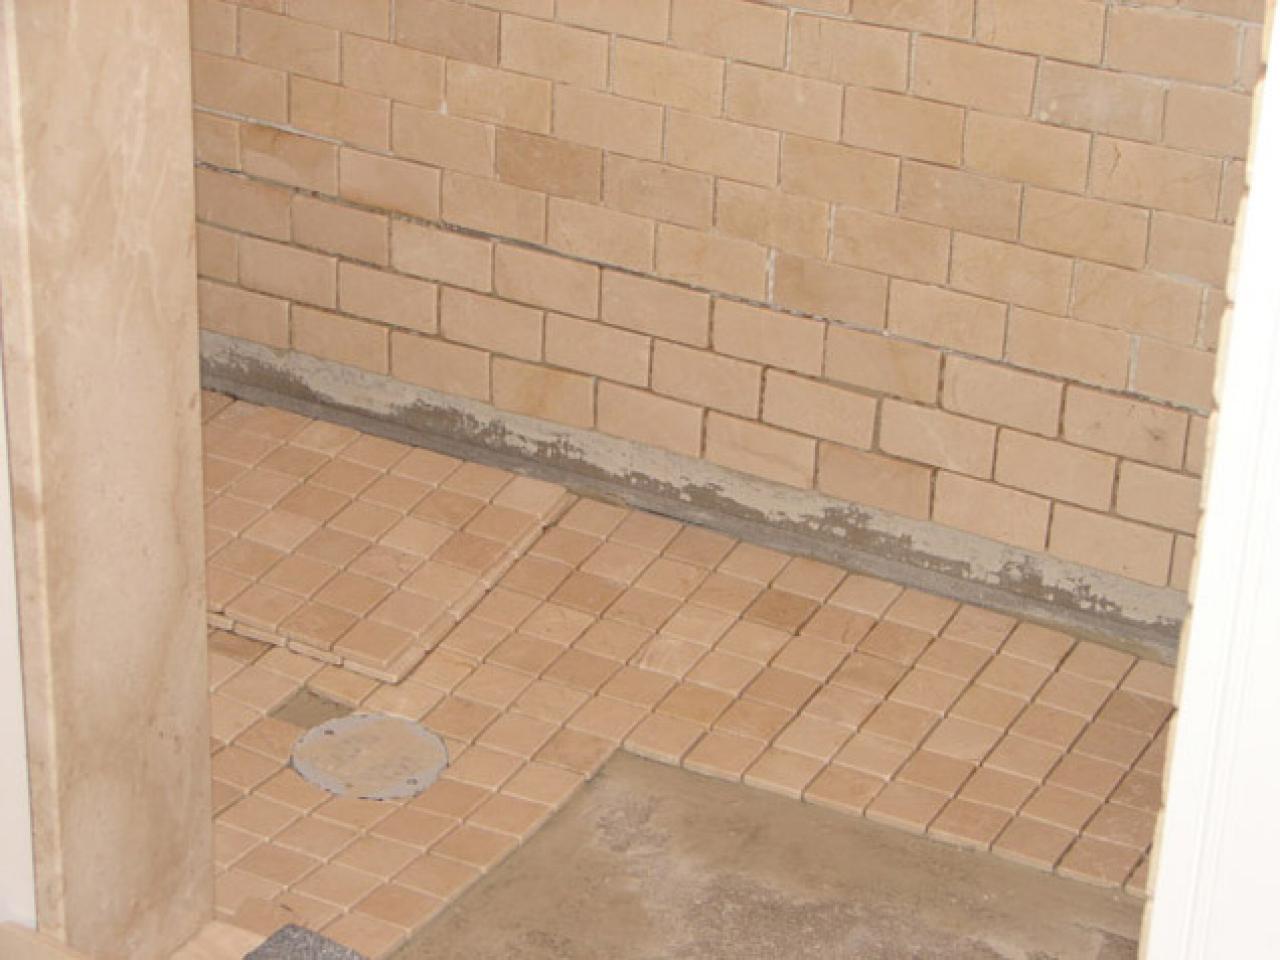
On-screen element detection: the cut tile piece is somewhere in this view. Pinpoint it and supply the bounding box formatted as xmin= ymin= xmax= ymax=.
xmin=684 ymin=730 xmax=767 ymax=782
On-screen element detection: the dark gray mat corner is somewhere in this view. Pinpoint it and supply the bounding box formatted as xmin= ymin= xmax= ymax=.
xmin=246 ymin=924 xmax=366 ymax=960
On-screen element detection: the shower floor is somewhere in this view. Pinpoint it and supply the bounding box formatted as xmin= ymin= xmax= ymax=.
xmin=200 ymin=392 xmax=1169 ymax=959
xmin=390 ymin=752 xmax=1140 ymax=960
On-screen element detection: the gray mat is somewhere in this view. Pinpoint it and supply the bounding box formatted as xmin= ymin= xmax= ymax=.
xmin=246 ymin=924 xmax=366 ymax=960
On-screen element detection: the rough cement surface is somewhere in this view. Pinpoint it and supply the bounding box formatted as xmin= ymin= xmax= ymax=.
xmin=247 ymin=924 xmax=365 ymax=959
xmin=201 ymin=333 xmax=1184 ymax=660
xmin=393 ymin=755 xmax=1141 ymax=960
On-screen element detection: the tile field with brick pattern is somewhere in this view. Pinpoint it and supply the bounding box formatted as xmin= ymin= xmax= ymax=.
xmin=191 ymin=0 xmax=1263 ymax=597
xmin=205 ymin=394 xmax=1171 ymax=958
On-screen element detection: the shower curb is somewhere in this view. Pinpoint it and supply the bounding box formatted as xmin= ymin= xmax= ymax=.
xmin=201 ymin=332 xmax=1187 ymax=662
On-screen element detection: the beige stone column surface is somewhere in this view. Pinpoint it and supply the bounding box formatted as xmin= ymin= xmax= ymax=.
xmin=0 ymin=3 xmax=211 ymax=959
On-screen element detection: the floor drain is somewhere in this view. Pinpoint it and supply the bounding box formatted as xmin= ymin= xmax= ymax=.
xmin=292 ymin=713 xmax=448 ymax=801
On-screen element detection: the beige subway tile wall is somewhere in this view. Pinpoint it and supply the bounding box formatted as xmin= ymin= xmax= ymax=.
xmin=190 ymin=0 xmax=1263 ymax=594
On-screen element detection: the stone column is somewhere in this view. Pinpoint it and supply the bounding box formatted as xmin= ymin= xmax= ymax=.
xmin=0 ymin=3 xmax=210 ymax=958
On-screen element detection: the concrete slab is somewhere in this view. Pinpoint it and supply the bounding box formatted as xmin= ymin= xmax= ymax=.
xmin=392 ymin=754 xmax=1141 ymax=960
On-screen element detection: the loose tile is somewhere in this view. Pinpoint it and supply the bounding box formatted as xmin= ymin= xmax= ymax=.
xmin=323 ymin=911 xmax=405 ymax=958
xmin=717 ymin=620 xmax=790 ymax=662
xmin=536 ymin=728 xmax=614 ymax=776
xmin=772 ymin=557 xmax=846 ymax=601
xmin=476 ymin=712 xmax=559 ymax=758
xmin=976 ymin=655 xmax=1052 ymax=699
xmin=960 ymin=767 xmax=1038 ymax=812
xmin=713 ymin=698 xmax=793 ymax=742
xmin=743 ymin=667 xmax=820 ymax=711
xmin=355 ymin=883 xmax=445 ymax=932
xmin=1057 ymin=836 xmax=1143 ymax=887
xmin=773 ymin=715 xmax=851 ymax=761
xmin=889 ymin=668 xmax=967 ymax=714
xmin=914 ymin=638 xmax=990 ymax=680
xmin=370 ymin=807 xmax=456 ymax=849
xmin=625 ymin=713 xmax=704 ymax=764
xmin=1111 ymin=770 xmax=1163 ymax=812
xmin=1036 ymin=672 xmax=1113 ymax=719
xmin=984 ymin=735 xmax=1063 ymax=782
xmin=410 ymin=778 xmax=491 ymax=821
xmin=743 ymin=748 xmax=825 ymax=799
xmin=718 ymin=542 xmax=790 ymax=583
xmin=859 ymin=621 xmax=933 ymax=665
xmin=566 ymin=696 xmax=648 ymax=742
xmin=830 ymin=653 xmax=905 ymax=699
xmin=1083 ymin=803 xmax=1157 ymax=850
xmin=1060 ymin=642 xmax=1135 ymax=687
xmin=833 ymin=733 xmax=912 ymax=780
xmin=656 ymin=683 xmax=734 ymax=727
xmin=467 ymin=793 xmax=551 ymax=838
xmin=860 ymin=701 xmax=938 ymax=747
xmin=432 ymin=825 xmax=518 ymax=873
xmin=236 ymin=842 xmax=320 ymax=886
xmin=896 ymin=750 xmax=975 ymax=795
xmin=922 ymin=717 xmax=1001 ymax=763
xmin=445 ymin=746 xmax=524 ymax=789
xmin=828 ymin=574 xmax=903 ymax=617
xmin=883 ymin=590 xmax=959 ymax=634
xmin=804 ymin=765 xmax=884 ymax=816
xmin=941 ymin=606 xmax=1017 ymax=649
xmin=772 ymin=637 xmax=847 ymax=681
xmin=500 ymin=763 xmax=585 ymax=808
xmin=929 ymin=799 xmax=1012 ymax=851
xmin=992 ymin=817 xmax=1075 ymax=871
xmin=683 ymin=731 xmax=766 ymax=782
xmin=1096 ymin=690 xmax=1173 ymax=736
xmin=1002 ymin=623 xmax=1075 ymax=668
xmin=866 ymin=782 xmax=949 ymax=835
xmin=1046 ymin=753 xmax=1127 ymax=800
xmin=335 ymin=837 xmax=420 ymax=879
xmin=294 ymin=862 xmax=383 ymax=909
xmin=395 ymin=852 xmax=481 ymax=901
xmin=803 ymin=686 xmax=879 ymax=730
xmin=801 ymin=606 xmax=875 ymax=647
xmin=1121 ymin=659 xmax=1176 ymax=702
xmin=1022 ymin=784 xmax=1101 ymax=833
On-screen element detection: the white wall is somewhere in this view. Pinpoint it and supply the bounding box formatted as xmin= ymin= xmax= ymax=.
xmin=1143 ymin=10 xmax=1280 ymax=957
xmin=0 ymin=0 xmax=36 ymax=925
xmin=0 ymin=312 xmax=36 ymax=925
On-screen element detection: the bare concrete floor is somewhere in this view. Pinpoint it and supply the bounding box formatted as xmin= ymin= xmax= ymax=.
xmin=392 ymin=754 xmax=1142 ymax=960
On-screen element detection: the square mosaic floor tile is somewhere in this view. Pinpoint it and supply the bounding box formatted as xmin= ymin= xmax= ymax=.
xmin=202 ymin=393 xmax=1173 ymax=959
xmin=202 ymin=394 xmax=573 ymax=681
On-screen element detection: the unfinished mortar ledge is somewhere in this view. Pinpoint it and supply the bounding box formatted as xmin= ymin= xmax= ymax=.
xmin=202 ymin=332 xmax=1187 ymax=663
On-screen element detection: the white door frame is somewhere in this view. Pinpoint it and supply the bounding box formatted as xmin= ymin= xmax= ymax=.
xmin=0 ymin=304 xmax=35 ymax=925
xmin=1143 ymin=13 xmax=1280 ymax=957
xmin=0 ymin=1 xmax=35 ymax=924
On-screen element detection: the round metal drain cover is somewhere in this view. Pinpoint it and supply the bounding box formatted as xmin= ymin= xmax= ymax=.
xmin=292 ymin=713 xmax=448 ymax=800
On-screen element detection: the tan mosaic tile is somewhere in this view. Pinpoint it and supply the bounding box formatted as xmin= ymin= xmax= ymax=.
xmin=203 ymin=393 xmax=1174 ymax=959
xmin=928 ymin=798 xmax=1012 ymax=851
xmin=205 ymin=398 xmax=573 ymax=681
xmin=804 ymin=764 xmax=883 ymax=816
